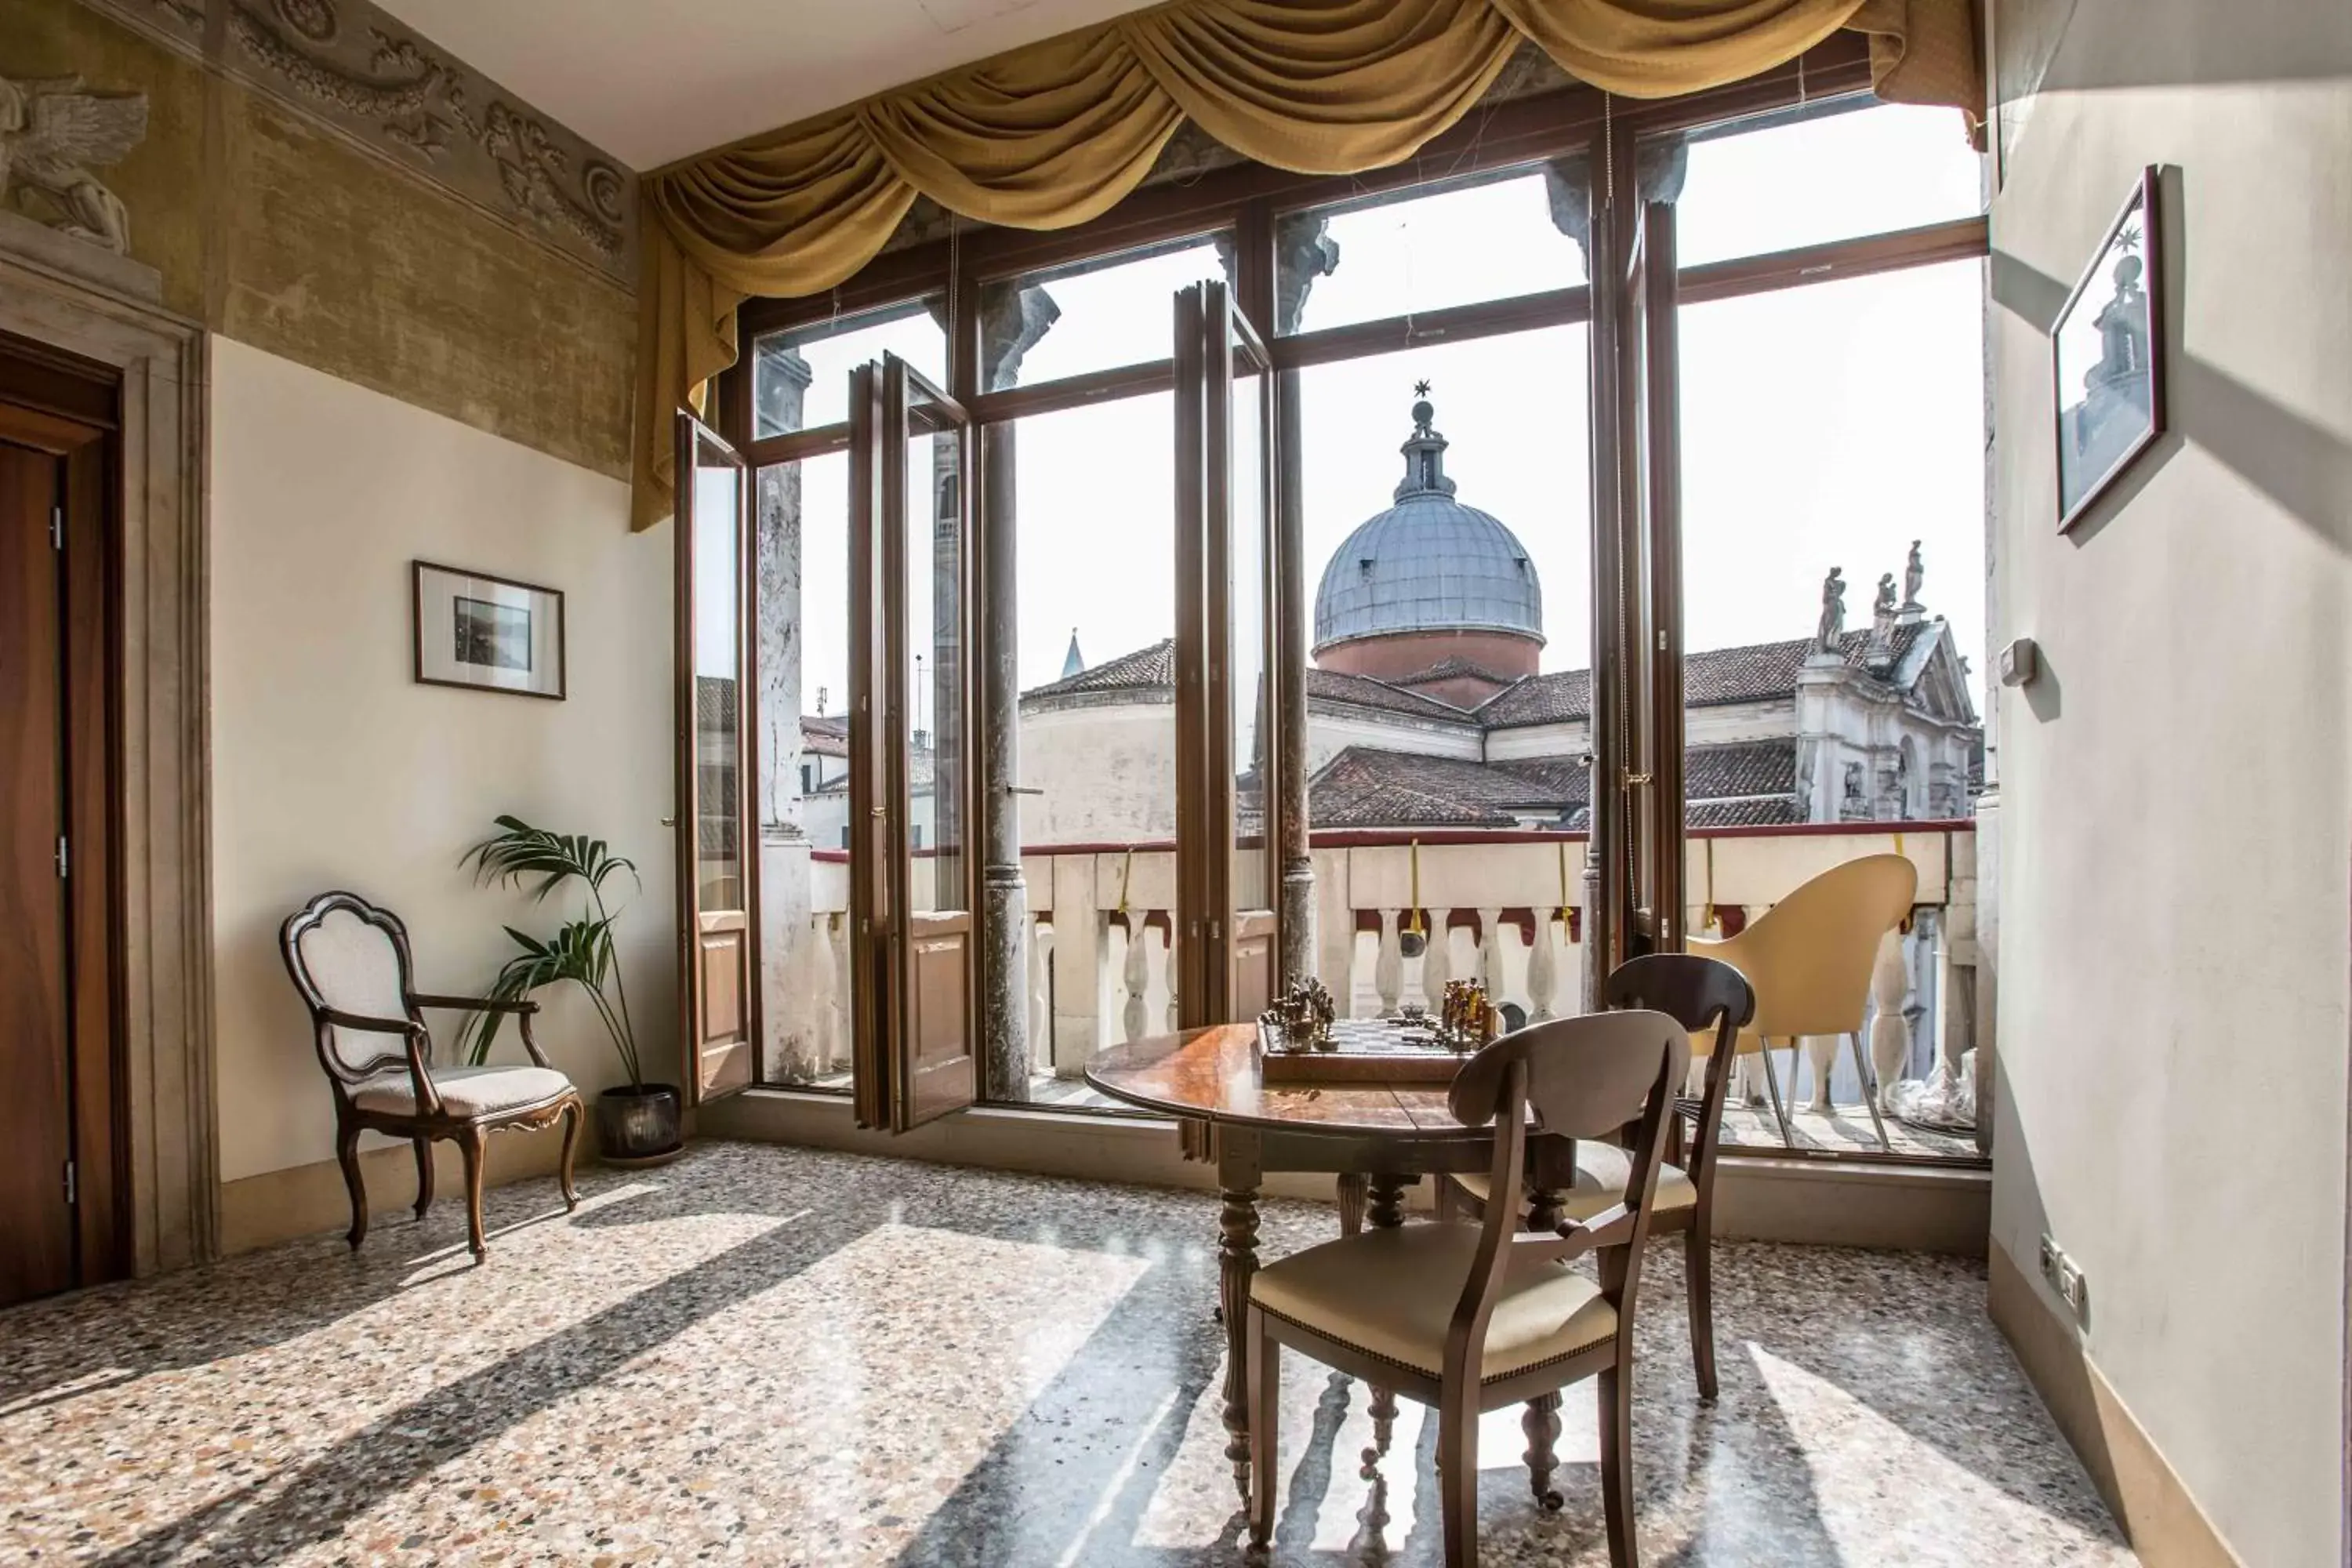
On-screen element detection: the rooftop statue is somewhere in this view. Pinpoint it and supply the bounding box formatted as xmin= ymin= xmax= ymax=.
xmin=1815 ymin=567 xmax=1846 ymax=652
xmin=0 ymin=74 xmax=149 ymax=256
xmin=1904 ymin=540 xmax=1925 ymax=608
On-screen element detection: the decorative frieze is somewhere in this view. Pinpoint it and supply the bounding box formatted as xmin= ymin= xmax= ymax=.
xmin=0 ymin=71 xmax=150 ymax=256
xmin=77 ymin=0 xmax=635 ymax=281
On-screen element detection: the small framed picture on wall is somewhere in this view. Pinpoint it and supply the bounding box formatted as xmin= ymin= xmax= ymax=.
xmin=2053 ymin=166 xmax=2165 ymax=532
xmin=412 ymin=561 xmax=566 ymax=699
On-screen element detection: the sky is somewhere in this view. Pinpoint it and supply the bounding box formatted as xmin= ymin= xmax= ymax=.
xmin=761 ymin=98 xmax=1987 ymax=728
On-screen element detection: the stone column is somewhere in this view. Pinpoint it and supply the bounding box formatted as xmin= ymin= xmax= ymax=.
xmin=756 ymin=349 xmax=815 ymax=832
xmin=755 ymin=350 xmax=815 ymax=1080
xmin=1272 ymin=216 xmax=1338 ymax=987
xmin=978 ymin=420 xmax=1029 ymax=1099
xmin=975 ymin=287 xmax=1061 ymax=1102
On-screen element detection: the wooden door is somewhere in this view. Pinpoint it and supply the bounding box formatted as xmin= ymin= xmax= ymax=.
xmin=674 ymin=412 xmax=757 ymax=1102
xmin=849 ymin=358 xmax=978 ymax=1131
xmin=1629 ymin=198 xmax=1686 ymax=952
xmin=884 ymin=357 xmax=977 ymax=1129
xmin=0 ymin=441 xmax=75 ymax=1305
xmin=1174 ymin=279 xmax=1281 ymax=1026
xmin=848 ymin=364 xmax=891 ymax=1130
xmin=1590 ymin=180 xmax=1686 ymax=973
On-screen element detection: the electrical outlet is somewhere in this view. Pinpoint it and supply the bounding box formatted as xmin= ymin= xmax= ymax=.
xmin=2038 ymin=1232 xmax=2090 ymax=1327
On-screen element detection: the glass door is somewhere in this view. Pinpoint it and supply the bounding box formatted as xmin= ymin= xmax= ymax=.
xmin=1634 ymin=198 xmax=1686 ymax=951
xmin=1175 ymin=278 xmax=1281 ymax=1025
xmin=1589 ymin=178 xmax=1687 ymax=971
xmin=1621 ymin=196 xmax=1686 ymax=953
xmin=850 ymin=355 xmax=978 ymax=1130
xmin=674 ymin=412 xmax=757 ymax=1102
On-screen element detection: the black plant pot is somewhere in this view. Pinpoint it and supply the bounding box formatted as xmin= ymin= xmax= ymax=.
xmin=596 ymin=1083 xmax=683 ymax=1163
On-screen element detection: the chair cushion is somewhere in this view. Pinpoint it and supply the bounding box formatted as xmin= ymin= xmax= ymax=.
xmin=352 ymin=1064 xmax=572 ymax=1118
xmin=1250 ymin=1221 xmax=1617 ymax=1381
xmin=1453 ymin=1144 xmax=1696 ymax=1221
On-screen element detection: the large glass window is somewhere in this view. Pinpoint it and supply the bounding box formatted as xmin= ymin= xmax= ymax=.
xmin=1004 ymin=393 xmax=1181 ymax=1106
xmin=1673 ymin=99 xmax=1984 ymax=267
xmin=982 ymin=237 xmax=1230 ymax=390
xmin=753 ymin=300 xmax=944 ymax=439
xmin=1664 ymin=112 xmax=1986 ymax=1163
xmin=904 ymin=408 xmax=965 ymax=927
xmin=1281 ymin=168 xmax=1588 ymax=336
xmin=716 ymin=67 xmax=1991 ymax=1161
xmin=1294 ymin=328 xmax=1594 ymax=1022
xmin=753 ymin=449 xmax=855 ymax=1088
xmin=1229 ymin=367 xmax=1269 ymax=924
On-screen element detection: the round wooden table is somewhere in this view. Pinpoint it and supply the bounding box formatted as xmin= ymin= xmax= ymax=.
xmin=1086 ymin=1022 xmax=1582 ymax=1503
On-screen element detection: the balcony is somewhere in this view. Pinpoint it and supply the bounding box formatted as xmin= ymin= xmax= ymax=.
xmin=762 ymin=822 xmax=1982 ymax=1163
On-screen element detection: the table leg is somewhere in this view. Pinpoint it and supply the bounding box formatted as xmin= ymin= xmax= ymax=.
xmin=1218 ymin=1129 xmax=1265 ymax=1503
xmin=1523 ymin=1185 xmax=1566 ymax=1509
xmin=1336 ymin=1173 xmax=1367 ymax=1236
xmin=1360 ymin=1171 xmax=1409 ymax=1472
xmin=1219 ymin=1184 xmax=1261 ymax=1497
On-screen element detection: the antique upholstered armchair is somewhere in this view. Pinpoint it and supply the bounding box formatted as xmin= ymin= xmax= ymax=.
xmin=281 ymin=891 xmax=583 ymax=1262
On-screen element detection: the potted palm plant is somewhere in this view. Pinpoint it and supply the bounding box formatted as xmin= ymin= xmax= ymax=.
xmin=459 ymin=815 xmax=681 ymax=1163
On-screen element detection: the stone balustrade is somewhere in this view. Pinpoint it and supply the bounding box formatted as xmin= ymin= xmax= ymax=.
xmin=759 ymin=822 xmax=1982 ymax=1152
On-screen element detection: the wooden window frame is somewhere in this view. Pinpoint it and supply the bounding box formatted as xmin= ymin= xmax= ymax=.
xmin=712 ymin=30 xmax=1990 ymax=1109
xmin=673 ymin=412 xmax=760 ymax=1105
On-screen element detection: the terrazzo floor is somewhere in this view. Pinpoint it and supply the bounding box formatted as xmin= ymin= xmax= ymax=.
xmin=1 ymin=1141 xmax=2130 ymax=1566
xmin=812 ymin=1074 xmax=1984 ymax=1160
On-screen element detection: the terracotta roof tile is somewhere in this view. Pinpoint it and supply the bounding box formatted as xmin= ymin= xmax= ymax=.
xmin=1302 ymin=667 xmax=1473 ymax=723
xmin=1479 ymin=623 xmax=1939 ymax=728
xmin=800 ymin=715 xmax=848 ymax=757
xmin=1392 ymin=656 xmax=1516 ymax=685
xmin=1022 ymin=638 xmax=1175 ymax=699
xmin=1308 ymin=740 xmax=1799 ymax=831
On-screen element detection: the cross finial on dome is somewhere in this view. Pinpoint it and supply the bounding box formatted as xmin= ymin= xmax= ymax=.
xmin=1397 ymin=384 xmax=1454 ymax=499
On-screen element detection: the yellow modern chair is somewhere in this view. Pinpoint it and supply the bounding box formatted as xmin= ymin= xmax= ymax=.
xmin=1689 ymin=852 xmax=1917 ymax=1152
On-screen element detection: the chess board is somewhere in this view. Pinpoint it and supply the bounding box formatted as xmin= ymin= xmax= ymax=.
xmin=1258 ymin=1015 xmax=1475 ymax=1085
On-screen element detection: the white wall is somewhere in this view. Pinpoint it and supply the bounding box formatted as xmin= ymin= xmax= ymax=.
xmin=209 ymin=336 xmax=676 ymax=1182
xmin=1305 ymin=709 xmax=1482 ymax=771
xmin=1018 ymin=702 xmax=1178 ymax=845
xmin=1987 ymin=4 xmax=2351 ymax=1563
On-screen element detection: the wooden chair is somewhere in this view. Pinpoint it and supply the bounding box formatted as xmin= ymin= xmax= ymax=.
xmin=1437 ymin=955 xmax=1755 ymax=1401
xmin=280 ymin=891 xmax=583 ymax=1262
xmin=1688 ymin=852 xmax=1918 ymax=1152
xmin=1247 ymin=1010 xmax=1689 ymax=1568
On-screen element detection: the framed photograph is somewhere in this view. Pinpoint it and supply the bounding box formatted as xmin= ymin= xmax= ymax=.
xmin=412 ymin=561 xmax=565 ymax=699
xmin=2053 ymin=166 xmax=2164 ymax=532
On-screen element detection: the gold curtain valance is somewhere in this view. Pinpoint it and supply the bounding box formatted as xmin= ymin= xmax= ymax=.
xmin=633 ymin=0 xmax=1980 ymax=529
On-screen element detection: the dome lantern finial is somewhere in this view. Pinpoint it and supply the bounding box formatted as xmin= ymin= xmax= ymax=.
xmin=1397 ymin=382 xmax=1455 ymax=502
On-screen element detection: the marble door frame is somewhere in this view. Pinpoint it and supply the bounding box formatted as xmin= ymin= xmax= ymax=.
xmin=0 ymin=234 xmax=218 ymax=1276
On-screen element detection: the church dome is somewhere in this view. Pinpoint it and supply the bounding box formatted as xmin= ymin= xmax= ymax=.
xmin=1312 ymin=394 xmax=1544 ymax=666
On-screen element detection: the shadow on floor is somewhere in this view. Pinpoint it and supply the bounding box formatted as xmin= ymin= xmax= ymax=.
xmin=5 ymin=1141 xmax=2125 ymax=1567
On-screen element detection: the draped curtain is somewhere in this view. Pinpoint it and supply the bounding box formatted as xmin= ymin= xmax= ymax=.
xmin=633 ymin=0 xmax=1980 ymax=529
